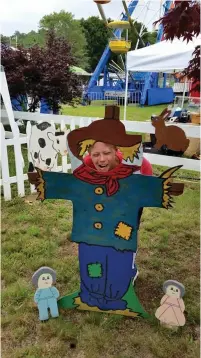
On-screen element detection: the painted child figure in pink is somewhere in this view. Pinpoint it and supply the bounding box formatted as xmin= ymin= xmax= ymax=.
xmin=155 ymin=280 xmax=186 ymax=328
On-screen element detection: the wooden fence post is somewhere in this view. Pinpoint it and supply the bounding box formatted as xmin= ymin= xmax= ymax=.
xmin=60 ymin=119 xmax=68 ymax=173
xmin=13 ymin=122 xmax=25 ymax=197
xmin=0 ymin=123 xmax=12 ymax=200
xmin=26 ymin=121 xmax=36 ymax=194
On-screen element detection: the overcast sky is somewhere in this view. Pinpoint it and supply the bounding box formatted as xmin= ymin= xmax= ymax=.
xmin=1 ymin=0 xmax=163 ymax=36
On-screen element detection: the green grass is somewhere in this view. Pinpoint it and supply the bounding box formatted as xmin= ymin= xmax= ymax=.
xmin=1 ymin=104 xmax=200 ymax=358
xmin=1 ymin=180 xmax=200 ymax=358
xmin=61 ymin=104 xmax=168 ymax=121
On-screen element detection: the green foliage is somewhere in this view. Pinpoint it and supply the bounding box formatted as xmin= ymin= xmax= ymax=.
xmin=18 ymin=30 xmax=46 ymax=48
xmin=1 ymin=30 xmax=46 ymax=48
xmin=122 ymin=22 xmax=157 ymax=50
xmin=144 ymin=31 xmax=158 ymax=45
xmin=1 ymin=11 xmax=89 ymax=69
xmin=2 ymin=13 xmax=157 ymax=76
xmin=2 ymin=31 xmax=82 ymax=113
xmin=39 ymin=11 xmax=89 ymax=69
xmin=79 ymin=17 xmax=157 ymax=72
xmin=17 ymin=29 xmax=45 ymax=48
xmin=80 ymin=16 xmax=111 ymax=72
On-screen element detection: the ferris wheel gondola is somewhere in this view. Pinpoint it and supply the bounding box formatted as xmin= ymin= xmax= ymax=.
xmin=93 ymin=0 xmax=111 ymax=4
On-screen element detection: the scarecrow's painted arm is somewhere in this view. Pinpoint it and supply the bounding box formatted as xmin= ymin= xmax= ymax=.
xmin=142 ymin=166 xmax=184 ymax=209
xmin=28 ymin=169 xmax=75 ymax=201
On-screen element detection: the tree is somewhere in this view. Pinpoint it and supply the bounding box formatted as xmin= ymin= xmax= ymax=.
xmin=1 ymin=34 xmax=10 ymax=46
xmin=155 ymin=0 xmax=200 ymax=89
xmin=125 ymin=22 xmax=157 ymax=50
xmin=143 ymin=31 xmax=157 ymax=46
xmin=1 ymin=29 xmax=47 ymax=49
xmin=1 ymin=31 xmax=82 ymax=113
xmin=80 ymin=16 xmax=111 ymax=72
xmin=39 ymin=11 xmax=89 ymax=69
xmin=80 ymin=17 xmax=157 ymax=72
xmin=16 ymin=30 xmax=46 ymax=48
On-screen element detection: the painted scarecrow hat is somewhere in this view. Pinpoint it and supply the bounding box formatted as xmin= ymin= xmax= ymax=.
xmin=67 ymin=106 xmax=142 ymax=162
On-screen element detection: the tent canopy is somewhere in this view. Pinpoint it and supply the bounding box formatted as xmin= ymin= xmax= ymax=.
xmin=127 ymin=36 xmax=201 ymax=73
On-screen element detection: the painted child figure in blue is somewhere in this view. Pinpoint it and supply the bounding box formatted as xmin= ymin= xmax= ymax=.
xmin=32 ymin=267 xmax=60 ymax=321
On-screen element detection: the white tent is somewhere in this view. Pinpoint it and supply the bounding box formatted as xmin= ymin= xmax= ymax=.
xmin=123 ymin=36 xmax=201 ymax=120
xmin=127 ymin=36 xmax=201 ymax=73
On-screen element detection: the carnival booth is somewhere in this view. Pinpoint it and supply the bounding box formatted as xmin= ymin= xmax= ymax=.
xmin=125 ymin=36 xmax=201 ymax=158
xmin=125 ymin=35 xmax=201 ymax=107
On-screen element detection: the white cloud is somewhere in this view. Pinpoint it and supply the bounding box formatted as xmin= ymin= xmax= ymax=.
xmin=1 ymin=0 xmax=161 ymax=36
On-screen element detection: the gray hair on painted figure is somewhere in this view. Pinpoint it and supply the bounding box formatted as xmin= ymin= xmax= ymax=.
xmin=163 ymin=280 xmax=185 ymax=297
xmin=32 ymin=267 xmax=56 ymax=287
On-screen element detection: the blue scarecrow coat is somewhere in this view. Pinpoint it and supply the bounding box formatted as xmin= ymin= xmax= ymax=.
xmin=41 ymin=171 xmax=165 ymax=252
xmin=38 ymin=170 xmax=168 ymax=310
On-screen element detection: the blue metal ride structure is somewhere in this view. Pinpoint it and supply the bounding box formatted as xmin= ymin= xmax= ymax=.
xmin=85 ymin=0 xmax=174 ymax=106
xmin=84 ymin=0 xmax=139 ymax=101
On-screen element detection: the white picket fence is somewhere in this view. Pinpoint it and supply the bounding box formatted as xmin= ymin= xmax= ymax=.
xmin=0 ymin=110 xmax=200 ymax=201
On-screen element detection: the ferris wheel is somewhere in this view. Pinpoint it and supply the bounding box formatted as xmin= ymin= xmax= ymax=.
xmin=84 ymin=0 xmax=174 ymax=106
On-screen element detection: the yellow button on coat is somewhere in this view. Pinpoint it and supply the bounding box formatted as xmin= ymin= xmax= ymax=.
xmin=94 ymin=222 xmax=103 ymax=229
xmin=94 ymin=204 xmax=104 ymax=212
xmin=94 ymin=187 xmax=104 ymax=195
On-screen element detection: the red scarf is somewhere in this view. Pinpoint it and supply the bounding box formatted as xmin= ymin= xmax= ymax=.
xmin=73 ymin=162 xmax=140 ymax=196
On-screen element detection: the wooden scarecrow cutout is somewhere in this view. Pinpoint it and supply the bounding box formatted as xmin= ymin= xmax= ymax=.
xmin=29 ymin=106 xmax=184 ymax=318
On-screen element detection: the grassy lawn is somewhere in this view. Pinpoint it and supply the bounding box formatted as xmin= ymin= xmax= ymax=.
xmin=62 ymin=104 xmax=168 ymax=121
xmin=1 ymin=181 xmax=200 ymax=358
xmin=1 ymin=104 xmax=200 ymax=358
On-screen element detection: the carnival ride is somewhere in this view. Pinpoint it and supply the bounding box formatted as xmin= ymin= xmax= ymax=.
xmin=84 ymin=0 xmax=174 ymax=106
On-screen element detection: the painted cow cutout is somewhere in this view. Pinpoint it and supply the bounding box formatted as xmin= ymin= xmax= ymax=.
xmin=29 ymin=121 xmax=69 ymax=171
